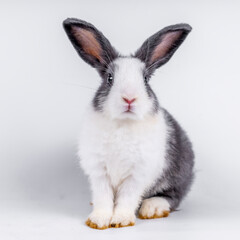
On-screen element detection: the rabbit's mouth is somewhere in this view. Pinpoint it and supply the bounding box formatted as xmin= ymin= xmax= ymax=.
xmin=116 ymin=106 xmax=146 ymax=121
xmin=123 ymin=104 xmax=136 ymax=114
xmin=122 ymin=109 xmax=137 ymax=119
xmin=124 ymin=110 xmax=134 ymax=114
xmin=123 ymin=106 xmax=135 ymax=114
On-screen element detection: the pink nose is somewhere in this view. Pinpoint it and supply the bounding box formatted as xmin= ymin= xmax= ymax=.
xmin=122 ymin=97 xmax=136 ymax=105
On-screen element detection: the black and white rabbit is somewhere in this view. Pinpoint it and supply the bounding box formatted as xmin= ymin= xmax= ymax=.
xmin=63 ymin=18 xmax=194 ymax=230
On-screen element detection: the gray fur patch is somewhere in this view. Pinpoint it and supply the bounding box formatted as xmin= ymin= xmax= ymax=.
xmin=92 ymin=61 xmax=117 ymax=111
xmin=142 ymin=109 xmax=195 ymax=210
xmin=144 ymin=81 xmax=160 ymax=114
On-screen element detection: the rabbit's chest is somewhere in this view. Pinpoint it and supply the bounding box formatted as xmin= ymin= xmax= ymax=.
xmin=79 ymin=111 xmax=168 ymax=188
xmin=100 ymin=124 xmax=163 ymax=187
xmin=102 ymin=131 xmax=142 ymax=186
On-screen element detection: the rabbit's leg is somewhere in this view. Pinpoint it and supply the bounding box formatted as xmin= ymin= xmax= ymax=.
xmin=138 ymin=197 xmax=170 ymax=219
xmin=110 ymin=176 xmax=145 ymax=228
xmin=86 ymin=174 xmax=114 ymax=230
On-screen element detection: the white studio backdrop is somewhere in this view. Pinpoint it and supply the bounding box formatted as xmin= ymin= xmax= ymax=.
xmin=0 ymin=0 xmax=240 ymax=239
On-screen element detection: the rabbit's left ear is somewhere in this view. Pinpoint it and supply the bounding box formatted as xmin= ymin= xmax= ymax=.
xmin=63 ymin=18 xmax=118 ymax=70
xmin=135 ymin=24 xmax=192 ymax=74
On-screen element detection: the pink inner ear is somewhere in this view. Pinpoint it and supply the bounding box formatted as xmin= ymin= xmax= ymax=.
xmin=150 ymin=31 xmax=183 ymax=64
xmin=72 ymin=26 xmax=102 ymax=62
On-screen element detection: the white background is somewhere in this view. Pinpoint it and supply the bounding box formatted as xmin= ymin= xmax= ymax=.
xmin=1 ymin=0 xmax=240 ymax=239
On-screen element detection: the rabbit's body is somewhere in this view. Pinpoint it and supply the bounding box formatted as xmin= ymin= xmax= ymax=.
xmin=79 ymin=102 xmax=194 ymax=224
xmin=63 ymin=18 xmax=194 ymax=229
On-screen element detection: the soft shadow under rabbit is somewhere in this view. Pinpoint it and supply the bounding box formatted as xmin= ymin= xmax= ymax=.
xmin=63 ymin=18 xmax=194 ymax=230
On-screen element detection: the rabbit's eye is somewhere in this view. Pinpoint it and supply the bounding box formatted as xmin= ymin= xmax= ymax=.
xmin=107 ymin=73 xmax=113 ymax=85
xmin=144 ymin=76 xmax=149 ymax=84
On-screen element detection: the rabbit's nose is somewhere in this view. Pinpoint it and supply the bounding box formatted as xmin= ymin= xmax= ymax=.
xmin=122 ymin=97 xmax=136 ymax=105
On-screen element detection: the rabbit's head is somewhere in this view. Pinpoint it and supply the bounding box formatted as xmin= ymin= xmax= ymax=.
xmin=63 ymin=19 xmax=191 ymax=121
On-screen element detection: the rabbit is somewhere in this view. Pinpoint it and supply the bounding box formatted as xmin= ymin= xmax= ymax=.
xmin=63 ymin=18 xmax=194 ymax=230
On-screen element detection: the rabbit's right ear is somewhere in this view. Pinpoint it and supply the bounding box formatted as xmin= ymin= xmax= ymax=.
xmin=63 ymin=18 xmax=118 ymax=70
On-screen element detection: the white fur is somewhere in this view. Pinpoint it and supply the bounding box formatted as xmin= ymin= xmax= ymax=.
xmin=78 ymin=58 xmax=169 ymax=227
xmin=139 ymin=197 xmax=170 ymax=218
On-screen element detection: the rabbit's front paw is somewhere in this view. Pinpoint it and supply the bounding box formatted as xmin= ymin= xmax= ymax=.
xmin=86 ymin=209 xmax=112 ymax=230
xmin=110 ymin=209 xmax=135 ymax=228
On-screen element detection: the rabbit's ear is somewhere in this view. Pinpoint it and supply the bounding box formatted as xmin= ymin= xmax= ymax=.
xmin=135 ymin=24 xmax=192 ymax=74
xmin=63 ymin=18 xmax=118 ymax=69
